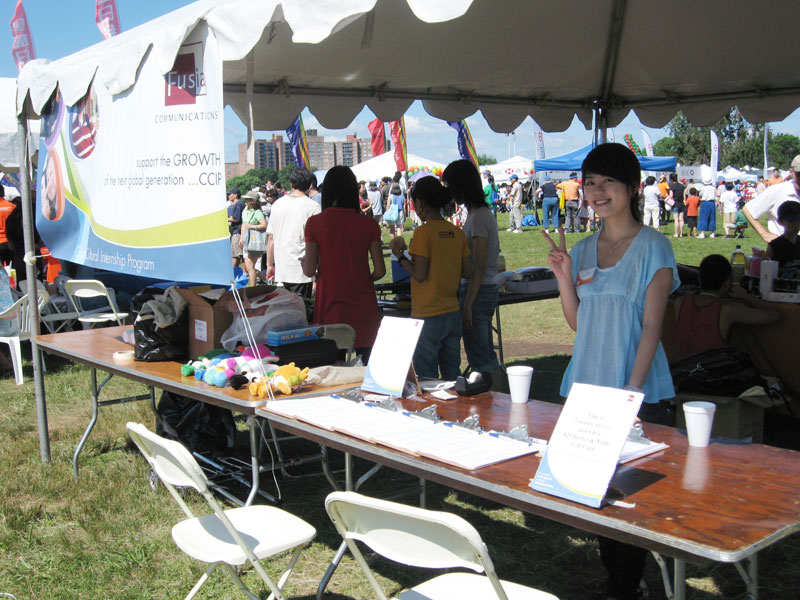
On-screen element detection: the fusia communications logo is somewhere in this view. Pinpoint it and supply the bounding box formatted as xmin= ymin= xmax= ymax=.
xmin=165 ymin=41 xmax=207 ymax=106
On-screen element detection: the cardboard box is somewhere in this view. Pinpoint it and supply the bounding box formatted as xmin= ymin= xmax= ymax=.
xmin=676 ymin=392 xmax=765 ymax=442
xmin=177 ymin=285 xmax=277 ymax=358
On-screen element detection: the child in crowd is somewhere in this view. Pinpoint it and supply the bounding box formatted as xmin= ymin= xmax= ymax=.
xmin=684 ymin=187 xmax=700 ymax=237
xmin=723 ymin=200 xmax=748 ymax=239
xmin=543 ymin=143 xmax=679 ymax=600
xmin=390 ymin=177 xmax=471 ymax=380
xmin=766 ymin=201 xmax=800 ymax=273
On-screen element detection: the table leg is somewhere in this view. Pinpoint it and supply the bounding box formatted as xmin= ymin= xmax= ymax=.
xmin=734 ymin=553 xmax=757 ymax=599
xmin=673 ymin=558 xmax=686 ymax=600
xmin=494 ymin=304 xmax=505 ymax=368
xmin=245 ymin=416 xmax=261 ymax=507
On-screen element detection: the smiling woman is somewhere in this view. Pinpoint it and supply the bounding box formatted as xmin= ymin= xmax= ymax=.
xmin=542 ymin=142 xmax=681 ymax=600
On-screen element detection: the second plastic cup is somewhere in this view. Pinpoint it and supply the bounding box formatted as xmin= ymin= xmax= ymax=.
xmin=506 ymin=366 xmax=534 ymax=403
xmin=683 ymin=401 xmax=716 ymax=447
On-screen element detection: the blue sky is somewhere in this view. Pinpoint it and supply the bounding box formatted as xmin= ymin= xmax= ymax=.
xmin=6 ymin=0 xmax=800 ymax=167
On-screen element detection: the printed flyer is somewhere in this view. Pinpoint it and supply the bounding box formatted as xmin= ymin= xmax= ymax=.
xmin=36 ymin=23 xmax=231 ymax=285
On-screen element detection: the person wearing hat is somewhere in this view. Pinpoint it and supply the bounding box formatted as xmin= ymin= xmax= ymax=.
xmin=556 ymin=172 xmax=581 ymax=233
xmin=742 ymin=155 xmax=800 ymax=243
xmin=765 ymin=200 xmax=800 ymax=270
xmin=507 ymin=173 xmax=524 ymax=233
xmin=227 ymin=187 xmax=244 ymax=267
xmin=239 ymin=190 xmax=267 ymax=286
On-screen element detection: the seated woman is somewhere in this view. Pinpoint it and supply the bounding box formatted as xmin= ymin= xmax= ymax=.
xmin=302 ymin=166 xmax=385 ymax=361
xmin=673 ymin=254 xmax=779 ymax=361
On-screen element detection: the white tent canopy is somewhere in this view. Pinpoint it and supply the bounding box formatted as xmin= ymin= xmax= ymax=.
xmin=349 ymin=151 xmax=444 ymax=183
xmin=1 ymin=78 xmax=39 ymax=172
xmin=480 ymin=155 xmax=534 ymax=184
xmin=17 ymin=0 xmax=800 ymax=133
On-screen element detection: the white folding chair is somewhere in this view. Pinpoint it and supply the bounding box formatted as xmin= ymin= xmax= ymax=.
xmin=325 ymin=491 xmax=559 ymax=600
xmin=324 ymin=323 xmax=356 ymax=363
xmin=63 ymin=279 xmax=129 ymax=328
xmin=20 ymin=278 xmax=78 ymax=333
xmin=126 ymin=423 xmax=316 ymax=600
xmin=0 ymin=292 xmax=47 ymax=385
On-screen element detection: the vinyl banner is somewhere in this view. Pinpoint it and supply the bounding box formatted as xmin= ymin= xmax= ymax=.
xmin=36 ymin=24 xmax=231 ymax=285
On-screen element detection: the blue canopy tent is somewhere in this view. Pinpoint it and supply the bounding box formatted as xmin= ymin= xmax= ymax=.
xmin=535 ymin=143 xmax=676 ymax=173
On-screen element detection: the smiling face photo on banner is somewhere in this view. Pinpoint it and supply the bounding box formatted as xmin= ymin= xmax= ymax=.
xmin=41 ymin=149 xmax=65 ymax=221
xmin=69 ymin=85 xmax=99 ymax=159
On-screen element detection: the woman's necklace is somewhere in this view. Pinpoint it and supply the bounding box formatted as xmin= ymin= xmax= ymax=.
xmin=603 ymin=233 xmax=631 ymax=256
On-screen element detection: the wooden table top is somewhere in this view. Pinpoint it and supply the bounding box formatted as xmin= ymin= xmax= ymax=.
xmin=259 ymin=391 xmax=800 ymax=565
xmin=34 ymin=325 xmax=359 ymax=414
xmin=35 ymin=326 xmax=800 ymax=565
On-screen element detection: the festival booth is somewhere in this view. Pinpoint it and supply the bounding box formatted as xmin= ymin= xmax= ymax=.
xmin=349 ymin=151 xmax=443 ymax=183
xmin=534 ymin=143 xmax=676 ymax=177
xmin=12 ymin=0 xmax=800 ymax=465
xmin=481 ymin=155 xmax=534 ymax=184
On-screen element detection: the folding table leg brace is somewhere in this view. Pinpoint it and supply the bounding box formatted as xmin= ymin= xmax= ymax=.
xmin=652 ymin=552 xmax=758 ymax=600
xmin=72 ymin=367 xmax=154 ymax=478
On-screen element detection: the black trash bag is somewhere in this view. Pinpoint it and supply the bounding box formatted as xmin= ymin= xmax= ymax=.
xmin=131 ymin=286 xmax=189 ymax=362
xmin=156 ymin=390 xmax=236 ymax=453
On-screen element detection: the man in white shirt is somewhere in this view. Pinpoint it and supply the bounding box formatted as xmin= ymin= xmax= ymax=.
xmin=697 ymin=179 xmax=718 ymax=238
xmin=507 ymin=174 xmax=524 ymax=233
xmin=743 ymin=155 xmax=800 ymax=243
xmin=266 ymin=168 xmax=321 ymax=298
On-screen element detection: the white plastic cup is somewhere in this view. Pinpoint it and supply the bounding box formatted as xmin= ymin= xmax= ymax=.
xmin=506 ymin=366 xmax=534 ymax=403
xmin=683 ymin=401 xmax=716 ymax=447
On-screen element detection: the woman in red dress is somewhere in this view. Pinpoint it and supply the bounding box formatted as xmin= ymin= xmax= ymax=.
xmin=303 ymin=166 xmax=386 ymax=361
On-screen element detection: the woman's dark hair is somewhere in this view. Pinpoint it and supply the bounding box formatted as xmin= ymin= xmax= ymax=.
xmin=391 ymin=184 xmax=402 ymax=195
xmin=442 ymin=159 xmax=485 ymax=210
xmin=725 ymin=181 xmax=734 ymax=191
xmin=582 ymin=143 xmax=642 ymax=222
xmin=699 ymin=254 xmax=732 ymax=291
xmin=409 ymin=176 xmax=451 ymax=210
xmin=645 ymin=175 xmax=656 ymax=186
xmin=321 ymin=165 xmax=359 ymax=211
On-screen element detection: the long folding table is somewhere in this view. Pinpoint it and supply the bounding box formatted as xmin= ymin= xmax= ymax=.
xmin=35 ymin=326 xmax=800 ymax=599
xmin=257 ymin=392 xmax=800 ymax=600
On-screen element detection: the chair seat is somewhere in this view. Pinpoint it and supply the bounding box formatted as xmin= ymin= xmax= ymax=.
xmin=171 ymin=504 xmax=316 ymax=566
xmin=398 ymin=572 xmax=559 ymax=600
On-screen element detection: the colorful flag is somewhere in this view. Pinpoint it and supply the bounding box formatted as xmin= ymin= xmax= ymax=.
xmin=368 ymin=118 xmax=386 ymax=157
xmin=286 ymin=115 xmax=310 ymax=169
xmin=9 ymin=0 xmax=35 ymax=71
xmin=710 ymin=130 xmax=719 ymax=182
xmin=96 ymin=0 xmax=122 ymax=39
xmin=533 ymin=124 xmax=546 ymax=160
xmin=641 ymin=129 xmax=654 ymax=157
xmin=389 ymin=118 xmax=407 ymax=172
xmin=447 ymin=120 xmax=479 ymax=166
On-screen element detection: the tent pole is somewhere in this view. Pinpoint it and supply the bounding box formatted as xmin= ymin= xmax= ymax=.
xmin=17 ymin=113 xmax=50 ymax=463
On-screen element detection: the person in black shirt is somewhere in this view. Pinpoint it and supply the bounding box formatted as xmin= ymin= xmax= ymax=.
xmin=668 ymin=173 xmax=686 ymax=237
xmin=766 ymin=200 xmax=800 ymax=274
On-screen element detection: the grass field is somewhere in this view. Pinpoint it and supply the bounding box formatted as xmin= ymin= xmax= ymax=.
xmin=2 ymin=211 xmax=794 ymax=599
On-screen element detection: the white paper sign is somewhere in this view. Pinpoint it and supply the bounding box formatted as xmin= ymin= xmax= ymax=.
xmin=361 ymin=316 xmax=423 ymax=397
xmin=531 ymin=383 xmax=643 ymax=508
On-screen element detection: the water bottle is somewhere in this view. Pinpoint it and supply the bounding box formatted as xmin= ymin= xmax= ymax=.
xmin=731 ymin=245 xmax=746 ymax=285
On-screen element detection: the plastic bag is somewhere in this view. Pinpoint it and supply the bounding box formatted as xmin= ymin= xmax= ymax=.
xmin=156 ymin=390 xmax=235 ymax=453
xmin=131 ymin=286 xmax=189 ymax=362
xmin=219 ymin=287 xmax=307 ymax=351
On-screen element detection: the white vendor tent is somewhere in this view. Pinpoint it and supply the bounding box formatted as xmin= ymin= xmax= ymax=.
xmin=12 ymin=0 xmax=800 ymax=462
xmin=0 ymin=78 xmax=39 ymax=172
xmin=350 ymin=152 xmax=444 ymax=183
xmin=481 ymin=155 xmax=534 ymax=184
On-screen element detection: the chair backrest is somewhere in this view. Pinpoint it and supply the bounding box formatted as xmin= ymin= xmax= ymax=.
xmin=0 ymin=293 xmax=45 ymax=338
xmin=325 ymin=491 xmax=501 ymax=580
xmin=325 ymin=323 xmax=356 ymax=361
xmin=126 ymin=422 xmax=262 ymax=564
xmin=64 ymin=279 xmax=123 ymax=320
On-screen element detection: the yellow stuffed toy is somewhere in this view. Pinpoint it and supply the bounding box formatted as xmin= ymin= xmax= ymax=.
xmin=248 ymin=362 xmax=310 ymax=398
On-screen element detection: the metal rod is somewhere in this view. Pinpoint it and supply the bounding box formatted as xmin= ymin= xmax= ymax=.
xmin=18 ymin=114 xmax=49 ymax=463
